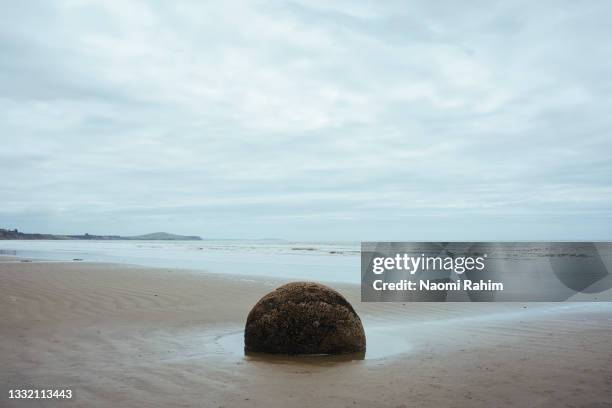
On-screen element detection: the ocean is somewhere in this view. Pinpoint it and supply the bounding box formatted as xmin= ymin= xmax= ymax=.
xmin=0 ymin=240 xmax=361 ymax=283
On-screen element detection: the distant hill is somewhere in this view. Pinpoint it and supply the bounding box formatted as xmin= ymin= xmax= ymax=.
xmin=0 ymin=228 xmax=202 ymax=241
xmin=125 ymin=232 xmax=202 ymax=241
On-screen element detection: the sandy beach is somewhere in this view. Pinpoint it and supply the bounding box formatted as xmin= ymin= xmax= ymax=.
xmin=2 ymin=258 xmax=612 ymax=407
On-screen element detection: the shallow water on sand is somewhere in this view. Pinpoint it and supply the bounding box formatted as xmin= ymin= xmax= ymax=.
xmin=214 ymin=325 xmax=414 ymax=364
xmin=154 ymin=320 xmax=416 ymax=368
xmin=181 ymin=302 xmax=612 ymax=367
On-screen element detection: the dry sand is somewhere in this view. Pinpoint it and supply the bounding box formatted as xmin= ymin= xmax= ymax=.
xmin=1 ymin=259 xmax=612 ymax=407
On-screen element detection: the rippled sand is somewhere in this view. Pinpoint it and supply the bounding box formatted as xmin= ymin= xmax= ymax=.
xmin=1 ymin=259 xmax=611 ymax=407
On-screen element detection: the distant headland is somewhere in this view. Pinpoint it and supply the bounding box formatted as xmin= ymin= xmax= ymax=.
xmin=0 ymin=228 xmax=202 ymax=241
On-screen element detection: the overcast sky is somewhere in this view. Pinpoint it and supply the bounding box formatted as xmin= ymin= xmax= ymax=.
xmin=1 ymin=0 xmax=612 ymax=240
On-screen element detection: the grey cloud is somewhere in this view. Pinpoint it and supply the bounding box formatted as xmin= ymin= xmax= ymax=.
xmin=1 ymin=0 xmax=611 ymax=239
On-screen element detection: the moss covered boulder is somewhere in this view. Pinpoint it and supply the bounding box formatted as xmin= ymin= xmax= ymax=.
xmin=244 ymin=282 xmax=366 ymax=354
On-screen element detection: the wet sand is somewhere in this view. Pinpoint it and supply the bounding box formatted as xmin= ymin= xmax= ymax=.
xmin=1 ymin=259 xmax=612 ymax=407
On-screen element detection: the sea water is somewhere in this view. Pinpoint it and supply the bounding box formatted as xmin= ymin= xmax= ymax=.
xmin=0 ymin=240 xmax=361 ymax=283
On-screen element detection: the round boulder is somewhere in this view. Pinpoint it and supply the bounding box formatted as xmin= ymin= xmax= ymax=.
xmin=244 ymin=282 xmax=366 ymax=354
